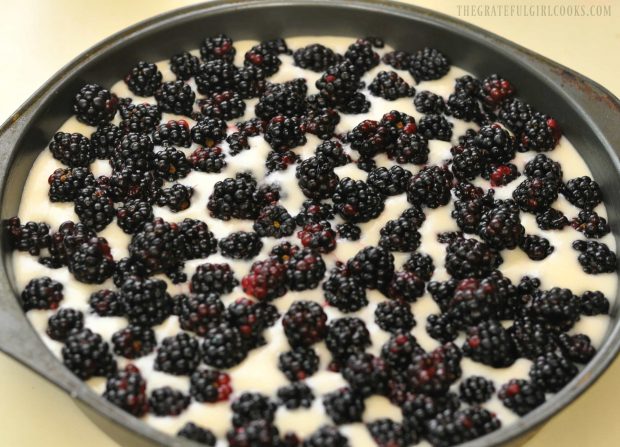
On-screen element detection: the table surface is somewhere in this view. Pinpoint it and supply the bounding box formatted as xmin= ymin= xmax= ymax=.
xmin=1 ymin=0 xmax=619 ymax=445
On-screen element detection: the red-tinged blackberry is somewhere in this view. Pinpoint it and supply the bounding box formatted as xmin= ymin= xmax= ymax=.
xmin=380 ymin=110 xmax=417 ymax=140
xmin=121 ymin=277 xmax=171 ymax=327
xmin=368 ymin=71 xmax=415 ymax=100
xmin=118 ymin=102 xmax=161 ymax=135
xmin=414 ymin=90 xmax=446 ymax=114
xmin=286 ymin=248 xmax=326 ymax=291
xmin=454 ymin=75 xmax=482 ymax=97
xmin=47 ymin=167 xmax=95 ymax=202
xmin=169 ymin=51 xmax=200 ymax=80
xmin=154 ymin=332 xmax=201 ymax=375
xmin=282 ymin=300 xmax=327 ymax=348
xmin=382 ymin=50 xmax=411 ymax=70
xmin=295 ymin=199 xmax=333 ymax=226
xmin=90 ymin=123 xmax=122 ymax=159
xmin=323 ymin=387 xmax=365 ymax=425
xmin=508 ymin=316 xmax=557 ymax=360
xmin=200 ymin=90 xmax=246 ymax=120
xmin=444 ymin=237 xmax=503 ymax=279
xmin=572 ymin=239 xmax=617 ymax=274
xmin=323 ymin=264 xmax=368 ymax=312
xmin=190 ymin=263 xmax=238 ymax=296
xmin=367 ymin=166 xmax=412 ymax=196
xmin=459 ymin=376 xmax=495 ymax=405
xmin=277 ymin=382 xmax=315 ymax=409
xmin=62 ymin=328 xmax=117 ymax=380
xmin=521 ymin=113 xmax=561 ymax=152
xmin=450 ymin=144 xmax=486 ymax=181
xmin=115 ymin=199 xmax=152 ymax=234
xmin=296 ymin=156 xmax=339 ymax=200
xmin=380 ymin=331 xmax=423 ymax=371
xmin=498 ymin=379 xmax=545 ymax=417
xmin=375 ymin=300 xmax=416 ymax=334
xmin=560 ymin=332 xmax=596 ymax=363
xmin=478 ymin=200 xmax=524 ymax=250
xmin=347 ymin=246 xmax=394 ymax=290
xmin=579 ymin=290 xmax=610 ymax=316
xmin=231 ymin=392 xmax=277 ymax=427
xmin=48 ymin=132 xmax=95 ymax=167
xmin=426 ymin=407 xmax=500 ymax=447
xmin=379 ymin=217 xmax=421 ymax=252
xmin=195 ymin=59 xmax=237 ymax=94
xmin=227 ymin=132 xmax=251 ymax=156
xmin=103 ymin=365 xmax=147 ymax=416
xmin=190 ymin=369 xmax=233 ymax=403
xmin=512 ymin=177 xmax=560 ymax=213
xmin=124 ymin=61 xmax=162 ymax=96
xmin=177 ymin=293 xmax=226 ymax=336
xmin=152 ymin=147 xmax=191 ymax=181
xmin=408 ymin=47 xmax=450 ymax=82
xmin=245 ymin=45 xmax=281 ymax=77
xmin=264 ymin=115 xmax=306 ymax=151
xmin=5 ymin=217 xmax=50 ymax=256
xmin=297 ymin=220 xmax=337 ymax=253
xmin=480 ymin=74 xmax=515 ymax=107
xmin=156 ymin=183 xmax=193 ymax=212
xmin=385 ymin=270 xmax=425 ymax=303
xmin=266 ymin=150 xmax=299 ymax=173
xmin=278 ymin=347 xmax=320 ymax=382
xmin=199 ymin=33 xmax=235 ymax=62
xmin=219 ymin=231 xmax=263 ymax=260
xmin=111 ymin=325 xmax=156 ymax=359
xmin=406 ymin=343 xmax=463 ymax=396
xmin=294 ymin=43 xmax=342 ymax=72
xmin=346 ymin=120 xmax=389 ymax=157
xmin=202 ymin=322 xmax=248 ymax=369
xmin=242 ymin=258 xmax=288 ymax=301
xmin=367 ymin=419 xmax=416 ymax=447
xmin=152 ymin=119 xmax=192 ymax=148
xmin=563 ymin=176 xmax=603 ymax=210
xmin=315 ymin=62 xmax=363 ymax=102
xmin=519 ymin=234 xmax=554 ymax=260
xmin=406 ymin=165 xmax=453 ymax=209
xmin=207 ymin=173 xmax=261 ymax=220
xmin=447 ymin=91 xmax=483 ymax=123
xmin=344 ymin=39 xmax=380 ymax=73
xmin=571 ymin=210 xmax=610 ymax=238
xmin=178 ymin=218 xmax=218 ymax=260
xmin=46 ymin=308 xmax=84 ymax=341
xmin=73 ymin=186 xmax=115 ymax=231
xmin=451 ymin=194 xmax=493 ymax=234
xmin=149 ymin=387 xmax=190 ymax=416
xmin=388 ymin=132 xmax=429 ymax=165
xmin=178 ymin=422 xmax=217 ymax=446
xmin=530 ymin=287 xmax=580 ymax=332
xmin=315 ymin=140 xmax=348 ymax=168
xmin=332 ymin=178 xmax=385 ymax=223
xmin=336 ymin=223 xmax=361 ymax=240
xmin=524 ymin=153 xmax=562 ymax=181
xmin=342 ymin=353 xmax=390 ymax=397
xmin=498 ymin=97 xmax=533 ymax=134
xmin=535 ymin=208 xmax=568 ymax=231
xmin=153 ymin=80 xmax=195 ymax=115
xmin=484 ymin=163 xmax=520 ymax=187
xmin=227 ymin=298 xmax=279 ymax=346
xmin=191 ymin=117 xmax=227 ymax=147
xmin=305 ymin=109 xmax=341 ymax=140
xmin=462 ymin=319 xmax=517 ymax=367
xmin=474 ymin=124 xmax=516 ymax=164
xmin=89 ymin=289 xmax=123 ymax=316
xmin=252 ymin=204 xmax=296 ymax=238
xmin=188 ymin=145 xmax=226 ymax=173
xmin=529 ymin=351 xmax=578 ymax=393
xmin=426 ymin=313 xmax=459 ymax=344
xmin=446 ymin=277 xmax=500 ymax=327
xmin=304 ymin=425 xmax=349 ymax=447
xmin=73 ymin=83 xmax=118 ymax=125
xmin=325 ymin=317 xmax=371 ymax=362
xmin=67 ymin=236 xmax=115 ymax=284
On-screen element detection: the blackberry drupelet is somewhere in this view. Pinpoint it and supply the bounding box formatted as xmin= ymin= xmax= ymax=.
xmin=403 ymin=252 xmax=435 ymax=281
xmin=152 ymin=120 xmax=192 ymax=147
xmin=62 ymin=328 xmax=116 ymax=380
xmin=473 ymin=124 xmax=516 ymax=164
xmin=336 ymin=223 xmax=361 ymax=241
xmin=444 ymin=237 xmax=502 ymax=279
xmin=207 ymin=173 xmax=262 ymax=220
xmin=282 ymin=300 xmax=327 ymax=348
xmin=202 ymin=323 xmax=248 ymax=369
xmin=332 ymin=177 xmax=385 ymax=223
xmin=111 ymin=325 xmax=156 ymax=359
xmin=388 ymin=132 xmax=429 ymax=165
xmin=153 ymin=146 xmax=191 ymax=181
xmin=178 ymin=293 xmax=226 ymax=336
xmin=379 ymin=216 xmax=421 ymax=252
xmin=156 ymin=183 xmax=194 ymax=212
xmin=115 ymin=199 xmax=152 ymax=234
xmin=347 ymin=246 xmax=394 ymax=290
xmin=563 ymin=176 xmax=603 ymax=210
xmin=571 ymin=210 xmax=610 ymax=238
xmin=219 ymin=231 xmax=263 ymax=260
xmin=498 ymin=97 xmax=534 ymax=134
xmin=558 ymin=333 xmax=596 ymax=363
xmin=154 ymin=332 xmax=201 ymax=375
xmin=368 ymin=71 xmax=415 ymax=100
xmin=408 ymin=47 xmax=450 ymax=82
xmin=406 ymin=165 xmax=453 ymax=209
xmin=190 ymin=369 xmax=233 ymax=403
xmin=73 ymin=83 xmax=118 ymax=126
xmin=512 ymin=177 xmax=560 ymax=213
xmin=48 ymin=132 xmax=95 ymax=167
xmin=414 ymin=90 xmax=445 ymax=114
xmin=462 ymin=319 xmax=517 ymax=367
xmin=579 ymin=290 xmax=610 ymax=316
xmin=382 ymin=50 xmax=411 ymax=70
xmin=367 ymin=166 xmax=412 ymax=196
xmin=103 ymin=365 xmax=147 ymax=417
xmin=124 ymin=61 xmax=162 ymax=96
xmin=5 ymin=218 xmax=50 ymax=255
xmin=519 ymin=234 xmax=554 ymax=260
xmin=195 ymin=59 xmax=237 ymax=94
xmin=459 ymin=376 xmax=495 ymax=405
xmin=121 ymin=277 xmax=171 ymax=327
xmin=524 ymin=153 xmax=562 ymax=181
xmin=405 ymin=343 xmax=463 ymax=396
xmin=323 ymin=264 xmax=368 ymax=312
xmin=480 ymin=74 xmax=515 ymax=107
xmin=380 ymin=331 xmax=424 ymax=370
xmin=425 ymin=407 xmax=501 ymax=446
xmin=535 ymin=207 xmax=569 ymax=230
xmin=46 ymin=308 xmax=84 ymax=341
xmin=375 ymin=300 xmax=416 ymax=333
xmin=191 ymin=117 xmax=227 ymax=147
xmin=242 ymin=258 xmax=288 ymax=301
xmin=264 ymin=115 xmax=306 ymax=151
xmin=277 ymin=382 xmax=315 ymax=409
xmin=149 ymin=387 xmax=190 ymax=416
xmin=520 ymin=113 xmax=561 ymax=152
xmin=177 ymin=422 xmax=217 ymax=446
xmin=293 ymin=43 xmax=342 ymax=72
xmin=169 ymin=51 xmax=200 ymax=80
xmin=278 ymin=347 xmax=320 ymax=382
xmin=426 ymin=313 xmax=459 ymax=344
xmin=344 ymin=39 xmax=380 ymax=73
xmin=190 ymin=263 xmax=238 ymax=296
xmin=231 ymin=392 xmax=277 ymax=427
xmin=323 ymin=388 xmax=365 ymax=425
xmin=478 ymin=200 xmax=524 ymax=250
xmin=89 ymin=289 xmax=123 ymax=316
xmin=572 ymin=240 xmax=617 ymax=274
xmin=447 ymin=91 xmax=483 ymax=123
xmin=325 ymin=317 xmax=371 ymax=362
xmin=498 ymin=379 xmax=546 ymax=416
xmin=341 ymin=353 xmax=390 ymax=397
xmin=529 ymin=351 xmax=578 ymax=393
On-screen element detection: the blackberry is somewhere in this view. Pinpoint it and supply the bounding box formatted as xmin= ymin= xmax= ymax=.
xmin=152 ymin=120 xmax=192 ymax=147
xmin=191 ymin=117 xmax=227 ymax=147
xmin=332 ymin=177 xmax=385 ymax=223
xmin=462 ymin=319 xmax=517 ymax=367
xmin=454 ymin=75 xmax=482 ymax=97
xmin=344 ymin=39 xmax=380 ymax=73
xmin=559 ymin=333 xmax=596 ymax=363
xmin=346 ymin=120 xmax=389 ymax=157
xmin=375 ymin=300 xmax=415 ymax=333
xmin=367 ymin=419 xmax=416 ymax=447
xmin=445 ymin=277 xmax=500 ymax=327
xmin=498 ymin=97 xmax=534 ymax=134
xmin=286 ymin=248 xmax=326 ymax=291
xmin=485 ymin=163 xmax=520 ymax=187
xmin=112 ymin=257 xmax=146 ymax=288
xmin=190 ymin=263 xmax=238 ymax=296
xmin=48 ymin=132 xmax=95 ymax=167
xmin=508 ymin=317 xmax=558 ymax=360
xmin=242 ymin=258 xmax=288 ymax=301
xmin=278 ymin=347 xmax=320 ymax=382
xmin=305 ymin=109 xmax=341 ymax=140
xmin=325 ymin=317 xmax=371 ymax=362
xmin=264 ymin=115 xmax=307 ymax=151
xmin=227 ymin=298 xmax=279 ymax=346
xmin=62 ymin=328 xmax=116 ymax=380
xmin=277 ymin=382 xmax=315 ymax=409
xmin=305 ymin=92 xmax=335 ymax=114
xmin=388 ymin=132 xmax=429 ymax=165
xmin=379 ymin=217 xmax=421 ymax=252
xmin=563 ymin=176 xmax=603 ymax=210
xmin=451 ymin=193 xmax=493 ymax=234
xmin=178 ymin=293 xmax=226 ymax=336
xmin=73 ymin=186 xmax=115 ymax=231
xmin=233 ymin=65 xmax=266 ymax=99
xmin=266 ymin=150 xmax=299 ymax=173
xmin=255 ymin=81 xmax=307 ymax=120
xmin=177 ymin=422 xmax=216 ymax=446
xmin=227 ymin=421 xmax=280 ymax=447
xmin=367 ymin=166 xmax=412 ymax=196
xmin=252 ymin=204 xmax=295 ymax=238
xmin=149 ymin=387 xmax=190 ymax=416
xmin=347 ymin=246 xmax=394 ymax=290
xmin=519 ymin=234 xmax=554 ymax=260
xmin=297 ymin=220 xmax=337 ymax=253
xmin=380 ymin=331 xmax=423 ymax=371
xmin=195 ymin=59 xmax=237 ymax=94
xmin=106 ymin=167 xmax=162 ymax=203
xmin=156 ymin=183 xmax=194 ymax=212
xmin=414 ymin=91 xmax=446 ymax=114
xmin=120 ymin=277 xmax=171 ymax=327
xmin=89 ymin=289 xmax=123 ymax=316
xmin=323 ymin=388 xmax=365 ymax=425
xmin=47 ymin=167 xmax=95 ymax=203
xmin=478 ymin=201 xmax=524 ymax=250
xmin=427 ymin=279 xmax=458 ymax=312
xmin=480 ymin=74 xmax=515 ymax=107
xmin=231 ymin=392 xmax=277 ymax=427
xmin=572 ymin=240 xmax=617 ymax=274
xmin=304 ymin=425 xmax=349 ymax=447
xmin=450 ymin=144 xmax=486 ymax=181
xmin=219 ymin=231 xmax=263 ymax=260
xmin=571 ymin=210 xmax=610 ymax=238
xmin=118 ymin=102 xmax=161 ymax=134
xmin=406 ymin=165 xmax=453 ymax=209
xmin=529 ymin=351 xmax=578 ymax=392
xmin=385 ymin=270 xmax=425 ymax=303
xmin=512 ymin=177 xmax=560 ymax=213
xmin=190 ymin=146 xmax=227 ymax=173
xmin=5 ymin=217 xmax=50 ymax=255
xmin=400 ymin=393 xmax=460 ymax=431
xmin=115 ymin=199 xmax=152 ymax=234
xmin=426 ymin=313 xmax=459 ymax=344
xmin=535 ymin=208 xmax=569 ymax=230
xmin=293 ymin=43 xmax=342 ymax=72
xmin=342 ymin=353 xmax=390 ymax=397
xmin=447 ymin=91 xmax=484 ymax=124
xmin=405 ymin=343 xmax=463 ymax=396
xmin=178 ymin=218 xmax=218 ymax=260
xmin=579 ymin=290 xmax=610 ymax=316
xmin=521 ymin=113 xmax=561 ymax=151
xmin=73 ymin=83 xmax=118 ymax=125
xmin=473 ymin=124 xmax=516 ymax=164
xmin=169 ymin=51 xmax=200 ymax=80
xmin=67 ymin=237 xmax=115 ymax=284
xmin=153 ymin=80 xmax=195 ymax=115
xmin=200 ymin=90 xmax=245 ymax=120
xmin=207 ymin=173 xmax=261 ymax=220
xmin=245 ymin=45 xmax=281 ymax=77
xmin=154 ymin=332 xmax=201 ymax=375
xmin=426 ymin=407 xmax=501 ymax=446
xmin=153 ymin=146 xmax=191 ymax=181
xmin=226 ymin=132 xmax=250 ymax=156
xmin=368 ymin=71 xmax=415 ymax=100
xmin=315 ymin=62 xmax=363 ymax=103
xmin=202 ymin=323 xmax=248 ymax=368
xmin=112 ymin=132 xmax=155 ymax=171
xmin=445 ymin=237 xmax=502 ymax=279
xmin=357 ymin=155 xmax=376 ymax=172
xmin=199 ymin=33 xmax=235 ymax=62
xmin=524 ymin=154 xmax=562 ymax=181
xmin=296 ymin=156 xmax=340 ymax=200
xmin=530 ymin=287 xmax=580 ymax=332
xmin=336 ymin=223 xmax=361 ymax=241
xmin=190 ymin=369 xmax=233 ymax=403
xmin=323 ymin=264 xmax=368 ymax=312
xmin=129 ymin=219 xmax=183 ymax=274
xmin=408 ymin=47 xmax=450 ymax=82
xmin=282 ymin=300 xmax=328 ymax=347
xmin=90 ymin=123 xmax=122 ymax=159
xmin=111 ymin=325 xmax=156 ymax=359
xmin=103 ymin=365 xmax=147 ymax=417
xmin=459 ymin=376 xmax=495 ymax=405
xmin=498 ymin=379 xmax=545 ymax=417
xmin=382 ymin=50 xmax=411 ymax=70
xmin=46 ymin=308 xmax=84 ymax=341
xmin=124 ymin=61 xmax=162 ymax=96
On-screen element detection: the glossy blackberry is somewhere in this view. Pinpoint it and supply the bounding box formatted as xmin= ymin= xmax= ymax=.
xmin=426 ymin=313 xmax=459 ymax=344
xmin=264 ymin=115 xmax=306 ymax=151
xmin=177 ymin=422 xmax=217 ymax=446
xmin=199 ymin=90 xmax=245 ymax=121
xmin=344 ymin=39 xmax=380 ymax=73
xmin=48 ymin=132 xmax=95 ymax=168
xmin=112 ymin=132 xmax=155 ymax=172
xmin=190 ymin=369 xmax=233 ymax=403
xmin=336 ymin=223 xmax=361 ymax=240
xmin=414 ymin=90 xmax=445 ymax=114
xmin=571 ymin=210 xmax=610 ymax=238
xmin=62 ymin=328 xmax=116 ymax=380
xmin=187 ymin=146 xmax=226 ymax=174
xmin=325 ymin=317 xmax=371 ymax=362
xmin=305 ymin=109 xmax=341 ymax=140
xmin=219 ymin=231 xmax=263 ymax=260
xmin=124 ymin=61 xmax=162 ymax=96
xmin=400 ymin=392 xmax=460 ymax=429
xmin=497 ymin=379 xmax=546 ymax=418
xmin=293 ymin=43 xmax=342 ymax=72
xmin=207 ymin=173 xmax=262 ymax=220
xmin=251 ymin=204 xmax=295 ymax=238
xmin=405 ymin=343 xmax=463 ymax=396
xmin=231 ymin=392 xmax=277 ymax=427
xmin=519 ymin=234 xmax=554 ymax=260
xmin=225 ymin=132 xmax=251 ymax=157
xmin=564 ymin=176 xmax=604 ymax=210
xmin=152 ymin=120 xmax=191 ymax=147
xmin=388 ymin=132 xmax=429 ymax=165
xmin=227 ymin=298 xmax=278 ymax=347
xmin=323 ymin=388 xmax=365 ymax=425
xmin=346 ymin=247 xmax=394 ymax=291
xmin=572 ymin=240 xmax=617 ymax=274
xmin=118 ymin=102 xmax=161 ymax=135
xmin=255 ymin=80 xmax=307 ymax=120
xmin=87 ymin=123 xmax=121 ymax=161
xmin=445 ymin=237 xmax=502 ymax=279
xmin=512 ymin=177 xmax=560 ymax=213
xmin=111 ymin=257 xmax=146 ymax=288
xmin=559 ymin=333 xmax=596 ymax=363
xmin=297 ymin=220 xmax=337 ymax=254
xmin=73 ymin=186 xmax=115 ymax=231
xmin=529 ymin=351 xmax=578 ymax=393
xmin=156 ymin=184 xmax=193 ymax=212
xmin=454 ymin=75 xmax=482 ymax=97
xmin=46 ymin=308 xmax=84 ymax=341
xmin=406 ymin=165 xmax=453 ymax=209
xmin=304 ymin=425 xmax=349 ymax=447
xmin=202 ymin=322 xmax=248 ymax=369
xmin=188 ymin=263 xmax=236 ymax=296
xmin=508 ymin=317 xmax=558 ymax=360
xmin=47 ymin=168 xmax=95 ymax=204
xmin=149 ymin=387 xmax=190 ymax=416
xmin=232 ymin=65 xmax=265 ymax=100
xmin=367 ymin=419 xmax=416 ymax=447
xmin=315 ymin=62 xmax=363 ymax=103
xmin=199 ymin=33 xmax=235 ymax=62
xmin=346 ymin=120 xmax=389 ymax=157
xmin=242 ymin=258 xmax=288 ymax=301
xmin=450 ymin=144 xmax=486 ymax=181
xmin=282 ymin=300 xmax=327 ymax=348
xmin=341 ymin=352 xmax=390 ymax=397
xmin=176 ymin=293 xmax=226 ymax=337
xmin=451 ymin=193 xmax=492 ymax=234
xmin=305 ymin=92 xmax=335 ymax=114
xmin=474 ymin=124 xmax=516 ymax=164
xmin=88 ymin=289 xmax=123 ymax=316
xmin=382 ymin=50 xmax=411 ymax=70
xmin=278 ymin=347 xmax=320 ymax=382
xmin=153 ymin=80 xmax=195 ymax=115
xmin=120 ymin=277 xmax=171 ymax=327
xmin=380 ymin=331 xmax=423 ymax=371
xmin=478 ymin=201 xmax=524 ymax=250
xmin=485 ymin=163 xmax=520 ymax=187
xmin=266 ymin=150 xmax=299 ymax=173
xmin=480 ymin=74 xmax=515 ymax=107
xmin=114 ymin=199 xmax=151 ymax=234
xmin=385 ymin=270 xmax=426 ymax=303
xmin=153 ymin=332 xmax=201 ymax=375
xmin=445 ymin=277 xmax=500 ymax=327
xmin=4 ymin=217 xmax=50 ymax=256
xmin=169 ymin=51 xmax=200 ymax=80
xmin=178 ymin=218 xmax=218 ymax=260
xmin=103 ymin=365 xmax=147 ymax=417
xmin=227 ymin=420 xmax=280 ymax=447
xmin=375 ymin=300 xmax=415 ymax=333
xmin=426 ymin=407 xmax=501 ymax=446
xmin=459 ymin=376 xmax=495 ymax=405
xmin=535 ymin=208 xmax=568 ymax=231
xmin=295 ymin=201 xmax=335 ymax=226
xmin=379 ymin=217 xmax=421 ymax=252
xmin=195 ymin=59 xmax=237 ymax=94
xmin=446 ymin=91 xmax=483 ymax=123
xmin=152 ymin=147 xmax=191 ymax=181
xmin=521 ymin=113 xmax=561 ymax=151
xmin=368 ymin=71 xmax=415 ymax=100
xmin=244 ymin=45 xmax=281 ymax=77
xmin=111 ymin=325 xmax=156 ymax=359
xmin=462 ymin=319 xmax=517 ymax=367
xmin=284 ymin=247 xmax=325 ymax=290
xmin=106 ymin=168 xmax=162 ymax=204
xmin=332 ymin=177 xmax=385 ymax=223
xmin=497 ymin=97 xmax=534 ymax=134
xmin=530 ymin=287 xmax=580 ymax=332
xmin=191 ymin=117 xmax=227 ymax=147
xmin=67 ymin=237 xmax=114 ymax=285
xmin=366 ymin=166 xmax=412 ymax=196
xmin=277 ymin=382 xmax=315 ymax=409
xmin=523 ymin=154 xmax=562 ymax=182
xmin=579 ymin=290 xmax=610 ymax=316
xmin=323 ymin=265 xmax=368 ymax=312
xmin=73 ymin=83 xmax=118 ymax=125
xmin=408 ymin=47 xmax=450 ymax=82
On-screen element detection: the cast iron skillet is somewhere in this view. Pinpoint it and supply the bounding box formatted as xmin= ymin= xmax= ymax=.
xmin=0 ymin=1 xmax=618 ymax=446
